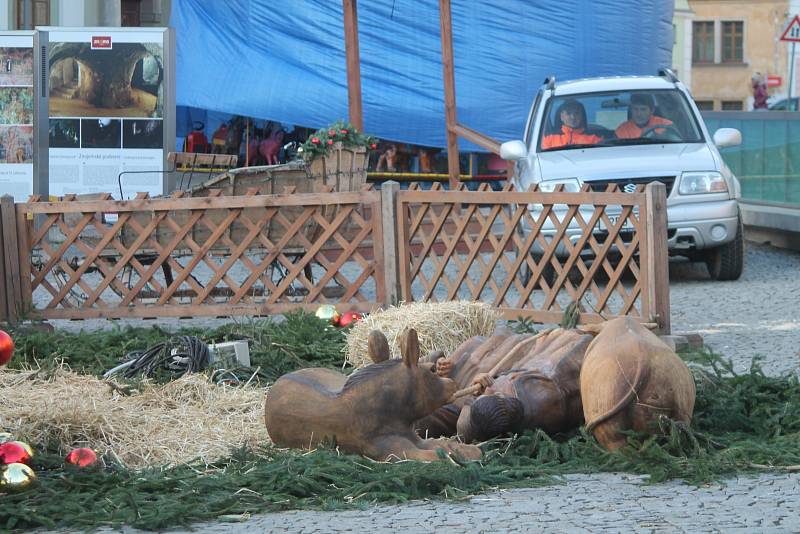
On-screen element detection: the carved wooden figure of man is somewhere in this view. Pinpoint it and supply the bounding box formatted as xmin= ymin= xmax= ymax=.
xmin=415 ymin=328 xmax=593 ymax=443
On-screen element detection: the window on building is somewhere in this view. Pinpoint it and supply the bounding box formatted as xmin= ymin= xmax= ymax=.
xmin=722 ymin=21 xmax=744 ymax=63
xmin=122 ymin=0 xmax=142 ymax=27
xmin=721 ymin=100 xmax=743 ymax=111
xmin=693 ymin=21 xmax=715 ymax=63
xmin=16 ymin=0 xmax=50 ymax=29
xmin=695 ymin=100 xmax=715 ymax=111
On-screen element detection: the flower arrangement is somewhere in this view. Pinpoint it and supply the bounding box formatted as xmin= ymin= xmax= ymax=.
xmin=299 ymin=120 xmax=378 ymax=161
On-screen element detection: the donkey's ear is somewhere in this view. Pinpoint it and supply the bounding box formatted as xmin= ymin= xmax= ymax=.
xmin=399 ymin=328 xmax=420 ymax=367
xmin=367 ymin=330 xmax=391 ymax=363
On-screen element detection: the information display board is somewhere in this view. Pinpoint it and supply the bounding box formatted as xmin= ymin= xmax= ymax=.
xmin=42 ymin=28 xmax=174 ymax=199
xmin=0 ymin=33 xmax=35 ymax=199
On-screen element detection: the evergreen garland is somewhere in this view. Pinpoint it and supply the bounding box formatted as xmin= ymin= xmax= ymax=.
xmin=298 ymin=120 xmax=378 ymax=161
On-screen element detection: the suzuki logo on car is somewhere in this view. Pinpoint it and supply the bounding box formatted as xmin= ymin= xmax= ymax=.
xmin=623 ymin=183 xmax=637 ymax=193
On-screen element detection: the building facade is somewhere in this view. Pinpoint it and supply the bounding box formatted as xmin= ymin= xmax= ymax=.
xmin=1 ymin=0 xmax=171 ymax=29
xmin=688 ymin=0 xmax=800 ymax=110
xmin=673 ymin=0 xmax=695 ymax=89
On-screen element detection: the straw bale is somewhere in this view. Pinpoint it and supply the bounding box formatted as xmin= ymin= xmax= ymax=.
xmin=345 ymin=301 xmax=499 ymax=368
xmin=0 ymin=367 xmax=268 ymax=469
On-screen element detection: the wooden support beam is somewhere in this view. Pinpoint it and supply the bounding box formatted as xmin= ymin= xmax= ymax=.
xmin=343 ymin=0 xmax=364 ymax=131
xmin=449 ymin=123 xmax=501 ymax=154
xmin=439 ymin=0 xmax=460 ymax=190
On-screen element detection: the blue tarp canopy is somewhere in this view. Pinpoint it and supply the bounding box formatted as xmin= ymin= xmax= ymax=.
xmin=172 ymin=0 xmax=675 ymax=149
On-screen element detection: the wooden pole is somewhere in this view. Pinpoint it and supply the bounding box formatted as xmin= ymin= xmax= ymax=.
xmin=439 ymin=0 xmax=460 ymax=190
xmin=245 ymin=118 xmax=250 ymax=166
xmin=645 ymin=182 xmax=670 ymax=334
xmin=380 ymin=181 xmax=400 ymax=306
xmin=342 ymin=0 xmax=364 ymax=131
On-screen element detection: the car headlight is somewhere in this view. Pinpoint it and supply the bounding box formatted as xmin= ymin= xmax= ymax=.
xmin=537 ymin=178 xmax=581 ymax=192
xmin=679 ymin=172 xmax=728 ymax=195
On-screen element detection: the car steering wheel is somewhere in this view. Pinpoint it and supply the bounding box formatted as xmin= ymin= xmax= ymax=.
xmin=640 ymin=124 xmax=683 ymax=141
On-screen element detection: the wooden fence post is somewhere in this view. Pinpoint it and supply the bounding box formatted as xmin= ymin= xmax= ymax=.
xmin=0 ymin=195 xmax=21 ymax=323
xmin=645 ymin=182 xmax=670 ymax=334
xmin=380 ymin=181 xmax=400 ymax=307
xmin=0 ymin=197 xmax=7 ymax=323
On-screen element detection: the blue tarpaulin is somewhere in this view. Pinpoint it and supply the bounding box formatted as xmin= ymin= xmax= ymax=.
xmin=172 ymin=0 xmax=675 ymax=149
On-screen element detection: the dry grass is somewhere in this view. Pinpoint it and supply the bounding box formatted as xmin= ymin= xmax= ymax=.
xmin=0 ymin=367 xmax=269 ymax=468
xmin=345 ymin=301 xmax=499 ymax=368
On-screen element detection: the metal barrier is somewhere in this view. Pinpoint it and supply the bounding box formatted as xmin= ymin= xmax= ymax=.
xmin=703 ymin=111 xmax=800 ymax=207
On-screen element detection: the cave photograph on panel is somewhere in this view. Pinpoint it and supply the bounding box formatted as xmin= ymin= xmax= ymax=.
xmin=49 ymin=42 xmax=164 ymax=118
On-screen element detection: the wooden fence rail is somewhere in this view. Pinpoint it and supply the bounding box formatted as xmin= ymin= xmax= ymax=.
xmin=1 ymin=181 xmax=670 ymax=332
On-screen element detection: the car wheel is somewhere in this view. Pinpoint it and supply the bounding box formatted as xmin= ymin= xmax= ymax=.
xmin=704 ymin=217 xmax=744 ymax=281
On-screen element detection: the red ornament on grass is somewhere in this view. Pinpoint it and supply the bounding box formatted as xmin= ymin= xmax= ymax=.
xmin=327 ymin=139 xmax=334 ymax=145
xmin=340 ymin=129 xmax=348 ymax=134
xmin=0 ymin=441 xmax=33 ymax=465
xmin=311 ymin=137 xmax=320 ymax=144
xmin=337 ymin=311 xmax=362 ymax=328
xmin=65 ymin=448 xmax=98 ymax=468
xmin=328 ymin=130 xmax=336 ymax=136
xmin=370 ymin=143 xmax=377 ymax=149
xmin=0 ymin=329 xmax=14 ymax=366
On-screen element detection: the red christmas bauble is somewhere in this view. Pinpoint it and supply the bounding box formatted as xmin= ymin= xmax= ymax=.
xmin=338 ymin=311 xmax=362 ymax=328
xmin=0 ymin=330 xmax=13 ymax=366
xmin=0 ymin=441 xmax=33 ymax=465
xmin=65 ymin=448 xmax=98 ymax=468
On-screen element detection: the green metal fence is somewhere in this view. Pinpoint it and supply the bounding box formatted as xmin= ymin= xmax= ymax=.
xmin=702 ymin=112 xmax=800 ymax=206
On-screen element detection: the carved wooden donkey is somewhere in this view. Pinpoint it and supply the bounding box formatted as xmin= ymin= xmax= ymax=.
xmin=264 ymin=328 xmax=482 ymax=462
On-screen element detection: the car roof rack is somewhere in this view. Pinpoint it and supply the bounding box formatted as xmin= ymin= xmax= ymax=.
xmin=658 ymin=68 xmax=679 ymax=83
xmin=544 ymin=75 xmax=556 ymax=90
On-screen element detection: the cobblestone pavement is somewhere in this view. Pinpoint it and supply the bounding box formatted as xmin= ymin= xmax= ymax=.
xmin=52 ymin=242 xmax=800 ymax=533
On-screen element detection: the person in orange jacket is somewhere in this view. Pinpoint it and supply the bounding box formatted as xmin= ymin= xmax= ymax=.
xmin=615 ymin=93 xmax=673 ymax=139
xmin=541 ymin=99 xmax=603 ymax=150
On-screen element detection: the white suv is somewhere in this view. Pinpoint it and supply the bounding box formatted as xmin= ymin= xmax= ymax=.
xmin=500 ymin=70 xmax=744 ymax=280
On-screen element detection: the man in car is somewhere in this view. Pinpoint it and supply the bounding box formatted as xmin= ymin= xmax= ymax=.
xmin=615 ymin=93 xmax=673 ymax=139
xmin=541 ymin=99 xmax=603 ymax=150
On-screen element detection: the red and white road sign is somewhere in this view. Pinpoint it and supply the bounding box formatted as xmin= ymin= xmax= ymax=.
xmin=780 ymin=15 xmax=800 ymax=42
xmin=767 ymin=75 xmax=782 ymax=87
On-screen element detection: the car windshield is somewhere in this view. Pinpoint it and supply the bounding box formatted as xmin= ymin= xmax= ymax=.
xmin=538 ymin=89 xmax=703 ymax=152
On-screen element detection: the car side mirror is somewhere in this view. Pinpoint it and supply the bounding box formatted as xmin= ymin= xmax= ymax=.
xmin=500 ymin=140 xmax=528 ymax=161
xmin=713 ymin=128 xmax=741 ymax=148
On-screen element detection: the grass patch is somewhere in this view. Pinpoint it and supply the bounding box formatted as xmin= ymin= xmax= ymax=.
xmin=1 ymin=322 xmax=799 ymax=531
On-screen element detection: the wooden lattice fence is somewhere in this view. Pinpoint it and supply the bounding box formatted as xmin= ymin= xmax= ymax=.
xmin=5 ymin=187 xmax=385 ymax=319
xmin=394 ymin=181 xmax=669 ymax=330
xmin=0 ymin=180 xmax=669 ymax=332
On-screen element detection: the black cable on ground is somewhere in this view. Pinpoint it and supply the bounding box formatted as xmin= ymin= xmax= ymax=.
xmin=122 ymin=335 xmax=210 ymax=379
